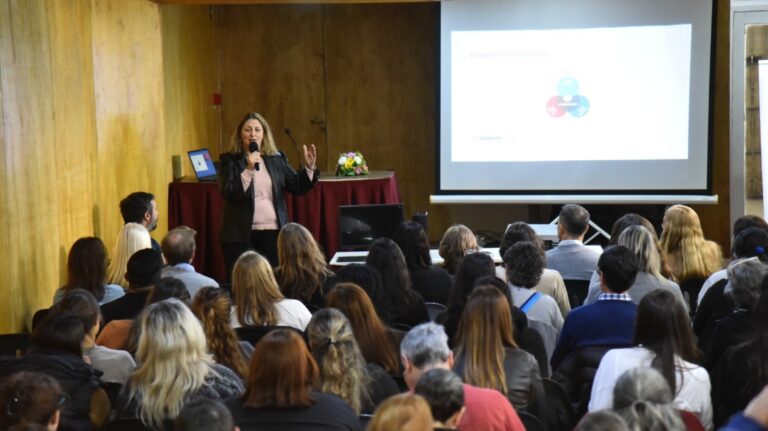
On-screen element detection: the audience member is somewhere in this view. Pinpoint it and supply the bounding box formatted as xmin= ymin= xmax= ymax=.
xmin=585 ymin=226 xmax=685 ymax=306
xmin=705 ymin=257 xmax=767 ymax=371
xmin=438 ymin=224 xmax=478 ymax=276
xmin=306 ymin=308 xmax=398 ymax=414
xmin=225 ymin=329 xmax=360 ymax=430
xmin=453 ymin=286 xmax=543 ymax=411
xmin=400 ymin=322 xmax=525 ymax=431
xmin=107 ymin=222 xmax=153 ymax=288
xmin=574 ymin=410 xmax=629 ymax=431
xmin=612 ymin=368 xmax=687 ymax=431
xmin=660 ymin=204 xmax=723 ymax=284
xmin=712 ymin=280 xmax=768 ymax=426
xmin=175 ymin=398 xmax=238 ymax=431
xmin=52 ymin=237 xmax=124 ymax=305
xmin=365 ymin=237 xmax=429 ymax=328
xmin=230 ymin=251 xmax=311 ymax=330
xmin=551 ymin=245 xmax=639 ymax=371
xmin=589 ymin=290 xmax=711 ymax=429
xmin=719 ymin=385 xmax=768 ymax=431
xmin=414 ymin=369 xmax=466 ymax=430
xmin=50 ymin=289 xmax=135 ymax=384
xmin=605 ymin=213 xmax=674 ymax=279
xmin=393 ymin=221 xmax=454 ymax=305
xmin=332 ymin=263 xmax=384 ymax=309
xmin=499 ymin=222 xmax=570 ymax=316
xmin=274 ymin=222 xmax=334 ymax=310
xmin=546 ymin=204 xmax=601 ymax=281
xmin=326 ymin=283 xmax=402 ymax=375
xmin=120 ymin=191 xmax=160 ymax=252
xmin=192 ymin=287 xmax=251 ymax=379
xmin=101 ymin=248 xmax=163 ymax=324
xmin=0 ymin=372 xmax=64 ymax=431
xmin=161 ymin=226 xmax=219 ymax=297
xmin=116 ymin=299 xmax=244 ymax=429
xmin=367 ymin=394 xmax=433 ymax=431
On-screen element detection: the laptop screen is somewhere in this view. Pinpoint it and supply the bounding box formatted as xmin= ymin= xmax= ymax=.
xmin=188 ymin=149 xmax=217 ymax=180
xmin=339 ymin=203 xmax=405 ymax=251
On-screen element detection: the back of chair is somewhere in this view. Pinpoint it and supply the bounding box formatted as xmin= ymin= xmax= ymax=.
xmin=518 ymin=411 xmax=547 ymax=431
xmin=0 ymin=333 xmax=30 ymax=358
xmin=235 ymin=325 xmax=305 ymax=347
xmin=425 ymin=302 xmax=447 ymax=322
xmin=552 ymin=345 xmax=614 ymax=417
xmin=103 ymin=418 xmax=174 ymax=431
xmin=542 ymin=378 xmax=578 ymax=430
xmin=563 ymin=279 xmax=591 ymax=308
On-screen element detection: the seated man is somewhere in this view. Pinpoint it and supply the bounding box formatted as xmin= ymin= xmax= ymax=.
xmin=415 ymin=369 xmax=466 ymax=430
xmin=547 ymin=204 xmax=601 ymax=281
xmin=101 ymin=249 xmax=163 ymax=324
xmin=161 ymin=226 xmax=219 ymax=298
xmin=550 ymin=245 xmax=639 ymax=372
xmin=401 ymin=322 xmax=525 ymax=431
xmin=120 ymin=191 xmax=160 ymax=252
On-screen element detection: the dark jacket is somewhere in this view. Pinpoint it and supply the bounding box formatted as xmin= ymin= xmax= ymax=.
xmin=218 ymin=151 xmax=318 ymax=243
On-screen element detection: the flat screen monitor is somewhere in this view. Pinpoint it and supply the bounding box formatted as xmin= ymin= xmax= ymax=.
xmin=339 ymin=203 xmax=405 ymax=251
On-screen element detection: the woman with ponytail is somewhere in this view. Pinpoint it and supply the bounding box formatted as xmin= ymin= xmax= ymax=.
xmin=612 ymin=367 xmax=687 ymax=431
xmin=589 ymin=290 xmax=711 ymax=429
xmin=306 ymin=308 xmax=398 ymax=414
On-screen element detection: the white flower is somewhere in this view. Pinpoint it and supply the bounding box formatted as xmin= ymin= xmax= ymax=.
xmin=354 ymin=156 xmax=362 ymax=164
xmin=338 ymin=156 xmax=347 ymax=165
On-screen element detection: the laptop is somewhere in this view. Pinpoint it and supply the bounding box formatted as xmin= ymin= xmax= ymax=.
xmin=187 ymin=149 xmax=218 ymax=182
xmin=335 ymin=203 xmax=405 ymax=263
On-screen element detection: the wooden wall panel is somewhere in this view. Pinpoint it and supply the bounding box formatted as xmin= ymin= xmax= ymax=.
xmin=161 ymin=5 xmax=221 ymax=166
xmin=91 ymin=0 xmax=167 ymax=244
xmin=216 ymin=5 xmax=326 ymax=165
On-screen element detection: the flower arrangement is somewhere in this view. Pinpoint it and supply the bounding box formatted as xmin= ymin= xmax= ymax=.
xmin=335 ymin=151 xmax=369 ymax=176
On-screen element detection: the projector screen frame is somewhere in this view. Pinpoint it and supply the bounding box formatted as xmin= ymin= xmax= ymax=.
xmin=434 ymin=0 xmax=719 ymax=200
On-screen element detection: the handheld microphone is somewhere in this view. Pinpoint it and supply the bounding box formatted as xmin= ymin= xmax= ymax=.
xmin=248 ymin=141 xmax=260 ymax=171
xmin=284 ymin=128 xmax=303 ymax=168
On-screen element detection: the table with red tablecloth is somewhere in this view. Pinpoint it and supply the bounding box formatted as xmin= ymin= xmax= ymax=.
xmin=167 ymin=171 xmax=401 ymax=282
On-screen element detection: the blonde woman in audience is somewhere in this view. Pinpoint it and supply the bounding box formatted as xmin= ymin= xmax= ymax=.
xmin=367 ymin=394 xmax=434 ymax=431
xmin=275 ymin=222 xmax=335 ymax=310
xmin=585 ymin=225 xmax=685 ymax=307
xmin=191 ymin=287 xmax=251 ymax=379
xmin=307 ymin=308 xmax=399 ymax=415
xmin=117 ymin=299 xmax=244 ymax=429
xmin=660 ymin=204 xmax=723 ymax=283
xmin=438 ymin=224 xmax=479 ymax=275
xmin=107 ymin=222 xmax=152 ymax=288
xmin=453 ymin=286 xmax=543 ymax=411
xmin=230 ymin=251 xmax=312 ymax=330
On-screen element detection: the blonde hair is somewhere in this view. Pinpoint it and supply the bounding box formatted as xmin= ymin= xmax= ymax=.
xmin=276 ymin=223 xmax=332 ymax=303
xmin=367 ymin=394 xmax=434 ymax=431
xmin=127 ymin=299 xmax=215 ymax=429
xmin=306 ymin=308 xmax=371 ymax=414
xmin=230 ymin=112 xmax=278 ymax=156
xmin=660 ymin=205 xmax=723 ymax=281
xmin=232 ymin=251 xmax=283 ymax=326
xmin=618 ymin=225 xmax=665 ymax=282
xmin=107 ymin=222 xmax=152 ymax=287
xmin=438 ymin=224 xmax=478 ymax=274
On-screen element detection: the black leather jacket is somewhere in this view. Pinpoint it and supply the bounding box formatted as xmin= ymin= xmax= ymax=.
xmin=218 ymin=151 xmax=318 ymax=243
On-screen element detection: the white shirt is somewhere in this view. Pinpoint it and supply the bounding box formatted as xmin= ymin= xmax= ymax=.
xmin=589 ymin=346 xmax=713 ymax=430
xmin=229 ymin=298 xmax=312 ymax=331
xmin=697 ymin=269 xmax=727 ymax=305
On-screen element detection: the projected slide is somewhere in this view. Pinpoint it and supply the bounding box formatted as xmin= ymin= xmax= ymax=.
xmin=450 ymin=25 xmax=691 ymax=162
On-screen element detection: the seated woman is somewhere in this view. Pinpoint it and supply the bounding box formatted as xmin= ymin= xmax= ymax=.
xmin=53 ymin=237 xmax=124 ymax=305
xmin=453 ymin=286 xmax=543 ymax=411
xmin=365 ymin=238 xmax=429 ymax=328
xmin=107 ymin=222 xmax=152 ymax=288
xmin=225 ymin=329 xmax=361 ymax=430
xmin=0 ymin=372 xmax=65 ymax=431
xmin=438 ymin=224 xmax=479 ymax=276
xmin=326 ymin=283 xmax=402 ymax=376
xmin=393 ymin=221 xmax=453 ymax=305
xmin=589 ymin=289 xmax=712 ymax=430
xmin=367 ymin=394 xmax=434 ymax=431
xmin=116 ymin=299 xmax=244 ymax=429
xmin=306 ymin=308 xmax=399 ymax=414
xmin=230 ymin=251 xmax=311 ymax=330
xmin=497 ymin=222 xmax=570 ymax=317
xmin=191 ymin=287 xmax=251 ymax=379
xmin=274 ymin=223 xmax=335 ymax=310
xmin=612 ymin=367 xmax=693 ymax=431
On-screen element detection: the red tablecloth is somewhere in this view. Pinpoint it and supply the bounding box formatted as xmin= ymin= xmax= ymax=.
xmin=168 ymin=171 xmax=401 ymax=282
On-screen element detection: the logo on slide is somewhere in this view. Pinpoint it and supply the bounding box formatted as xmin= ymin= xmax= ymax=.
xmin=546 ymin=77 xmax=590 ymax=118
